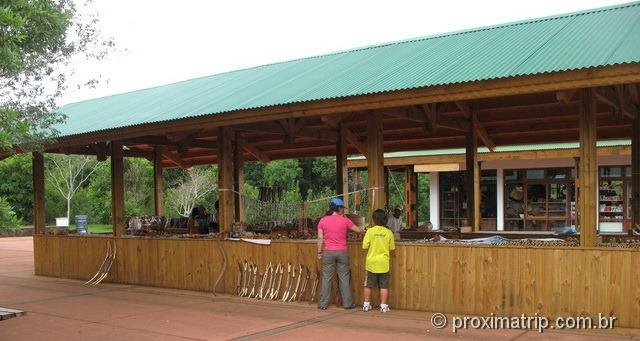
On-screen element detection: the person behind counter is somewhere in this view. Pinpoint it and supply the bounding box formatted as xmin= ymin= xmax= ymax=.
xmin=316 ymin=197 xmax=364 ymax=310
xmin=387 ymin=206 xmax=405 ymax=233
xmin=362 ymin=209 xmax=395 ymax=313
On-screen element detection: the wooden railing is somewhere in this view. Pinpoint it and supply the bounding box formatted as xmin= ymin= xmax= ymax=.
xmin=34 ymin=235 xmax=640 ymax=328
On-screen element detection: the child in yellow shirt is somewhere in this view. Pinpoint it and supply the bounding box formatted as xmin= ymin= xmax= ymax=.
xmin=362 ymin=209 xmax=395 ymax=312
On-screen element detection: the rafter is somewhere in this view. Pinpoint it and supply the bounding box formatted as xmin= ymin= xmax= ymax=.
xmin=235 ymin=121 xmax=336 ymax=142
xmin=556 ymin=90 xmax=577 ymax=104
xmin=455 ymin=101 xmax=496 ymax=152
xmin=88 ymin=142 xmax=109 ymax=161
xmin=124 ymin=136 xmax=215 ymax=149
xmin=628 ymin=83 xmax=639 ymax=103
xmin=321 ymin=115 xmax=367 ymax=157
xmin=595 ymin=86 xmax=638 ymax=119
xmin=162 ymin=151 xmax=191 ymax=169
xmin=243 ymin=142 xmax=271 ymax=163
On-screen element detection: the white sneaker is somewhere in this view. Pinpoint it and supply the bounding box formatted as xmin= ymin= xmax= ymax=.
xmin=380 ymin=305 xmax=390 ymax=313
xmin=363 ymin=303 xmax=372 ymax=312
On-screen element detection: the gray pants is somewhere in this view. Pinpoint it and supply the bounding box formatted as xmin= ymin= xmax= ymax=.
xmin=319 ymin=251 xmax=353 ymax=308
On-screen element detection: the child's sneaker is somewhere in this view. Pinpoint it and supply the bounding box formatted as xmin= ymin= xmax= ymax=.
xmin=362 ymin=302 xmax=372 ymax=312
xmin=380 ymin=304 xmax=390 ymax=313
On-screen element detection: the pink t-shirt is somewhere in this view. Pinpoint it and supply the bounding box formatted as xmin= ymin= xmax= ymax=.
xmin=318 ymin=213 xmax=355 ymax=251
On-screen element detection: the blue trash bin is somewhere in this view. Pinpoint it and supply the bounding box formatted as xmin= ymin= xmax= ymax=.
xmin=75 ymin=215 xmax=88 ymax=234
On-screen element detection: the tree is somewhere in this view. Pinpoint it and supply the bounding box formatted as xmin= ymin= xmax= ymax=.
xmin=0 ymin=154 xmax=32 ymax=221
xmin=46 ymin=154 xmax=102 ymax=222
xmin=0 ymin=196 xmax=20 ymax=230
xmin=166 ymin=167 xmax=216 ymax=217
xmin=123 ymin=158 xmax=153 ymax=217
xmin=0 ymin=0 xmax=114 ymax=150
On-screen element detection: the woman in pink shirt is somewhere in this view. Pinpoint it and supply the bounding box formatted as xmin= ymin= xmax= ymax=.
xmin=316 ymin=198 xmax=364 ymax=309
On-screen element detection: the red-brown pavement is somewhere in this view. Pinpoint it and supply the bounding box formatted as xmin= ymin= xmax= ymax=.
xmin=0 ymin=237 xmax=637 ymax=341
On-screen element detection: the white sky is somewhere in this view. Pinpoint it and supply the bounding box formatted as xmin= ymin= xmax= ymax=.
xmin=60 ymin=0 xmax=628 ymax=106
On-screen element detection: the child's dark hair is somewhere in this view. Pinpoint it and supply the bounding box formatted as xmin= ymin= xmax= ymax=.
xmin=372 ymin=209 xmax=387 ymax=226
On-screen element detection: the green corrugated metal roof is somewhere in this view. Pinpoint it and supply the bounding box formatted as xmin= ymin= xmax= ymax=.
xmin=347 ymin=140 xmax=632 ymax=160
xmin=58 ymin=2 xmax=640 ymax=137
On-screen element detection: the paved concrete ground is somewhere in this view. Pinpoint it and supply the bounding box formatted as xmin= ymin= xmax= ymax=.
xmin=0 ymin=237 xmax=638 ymax=340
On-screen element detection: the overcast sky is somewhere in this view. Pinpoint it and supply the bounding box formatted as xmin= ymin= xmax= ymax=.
xmin=60 ymin=0 xmax=628 ymax=106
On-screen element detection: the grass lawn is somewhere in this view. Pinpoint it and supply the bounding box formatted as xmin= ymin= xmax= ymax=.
xmin=69 ymin=223 xmax=113 ymax=234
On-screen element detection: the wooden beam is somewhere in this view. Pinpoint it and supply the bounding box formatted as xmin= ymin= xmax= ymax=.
xmin=455 ymin=101 xmax=496 ymax=151
xmin=11 ymin=63 xmax=640 ymax=154
xmin=466 ymin=120 xmax=480 ymax=231
xmin=32 ymin=152 xmax=45 ymax=234
xmin=405 ymin=166 xmax=417 ymax=228
xmin=385 ymin=105 xmax=470 ymax=132
xmin=163 ymin=151 xmax=190 ymax=169
xmin=124 ymin=136 xmax=215 ymax=149
xmin=556 ymin=90 xmax=577 ymax=104
xmin=89 ymin=142 xmax=109 ymax=161
xmin=153 ymin=147 xmax=164 ymax=216
xmin=235 ymin=121 xmax=337 ymax=142
xmin=242 ymin=141 xmax=270 ymax=163
xmin=322 ymin=115 xmax=368 ymax=157
xmin=217 ymin=127 xmax=233 ymax=233
xmin=422 ymin=103 xmax=438 ymax=132
xmin=111 ymin=141 xmax=125 ymax=236
xmin=336 ymin=124 xmax=349 ymax=205
xmin=578 ymin=88 xmax=597 ymax=247
xmin=632 ymin=113 xmax=640 ymax=228
xmin=354 ymin=169 xmax=362 ymax=210
xmin=233 ymin=132 xmax=246 ymax=223
xmin=367 ymin=111 xmax=385 ymax=215
xmin=595 ymin=86 xmax=638 ymax=119
xmin=629 ymin=83 xmax=639 ymax=103
xmin=347 ymin=145 xmax=632 ymax=168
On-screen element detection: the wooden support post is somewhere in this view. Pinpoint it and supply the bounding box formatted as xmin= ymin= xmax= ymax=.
xmin=632 ymin=115 xmax=640 ymax=228
xmin=153 ymin=147 xmax=164 ymax=216
xmin=579 ymin=88 xmax=598 ymax=246
xmin=218 ymin=127 xmax=233 ymax=233
xmin=384 ymin=167 xmax=390 ymax=209
xmin=32 ymin=152 xmax=45 ymax=234
xmin=233 ymin=132 xmax=246 ymax=223
xmin=354 ymin=169 xmax=362 ymax=211
xmin=367 ymin=111 xmax=385 ymax=214
xmin=405 ymin=166 xmax=418 ymax=228
xmin=111 ymin=141 xmax=125 ymax=236
xmin=336 ymin=124 xmax=349 ymax=205
xmin=466 ymin=116 xmax=480 ymax=231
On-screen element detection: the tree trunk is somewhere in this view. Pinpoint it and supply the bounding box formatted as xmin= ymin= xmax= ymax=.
xmin=67 ymin=196 xmax=71 ymax=225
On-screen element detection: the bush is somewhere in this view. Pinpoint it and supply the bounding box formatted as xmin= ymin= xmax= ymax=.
xmin=0 ymin=196 xmax=21 ymax=231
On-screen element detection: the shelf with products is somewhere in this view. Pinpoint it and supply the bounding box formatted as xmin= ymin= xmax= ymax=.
xmin=598 ymin=165 xmax=632 ymax=232
xmin=503 ymin=168 xmax=575 ymax=231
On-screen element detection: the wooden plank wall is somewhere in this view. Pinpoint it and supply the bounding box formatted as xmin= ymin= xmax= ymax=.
xmin=34 ymin=235 xmax=640 ymax=328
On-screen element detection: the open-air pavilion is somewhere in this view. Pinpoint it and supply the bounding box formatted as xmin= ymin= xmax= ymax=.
xmin=3 ymin=2 xmax=640 ymax=329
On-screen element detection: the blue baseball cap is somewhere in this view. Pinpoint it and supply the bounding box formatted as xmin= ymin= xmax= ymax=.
xmin=329 ymin=198 xmax=345 ymax=207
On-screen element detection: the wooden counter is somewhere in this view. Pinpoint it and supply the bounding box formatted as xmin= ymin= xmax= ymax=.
xmin=34 ymin=235 xmax=640 ymax=328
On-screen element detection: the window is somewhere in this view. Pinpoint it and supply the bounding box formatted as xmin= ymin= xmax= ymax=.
xmin=504 ymin=168 xmax=575 ymax=231
xmin=439 ymin=170 xmax=497 ymax=230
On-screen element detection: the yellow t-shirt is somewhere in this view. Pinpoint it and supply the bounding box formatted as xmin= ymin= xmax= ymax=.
xmin=362 ymin=225 xmax=395 ymax=273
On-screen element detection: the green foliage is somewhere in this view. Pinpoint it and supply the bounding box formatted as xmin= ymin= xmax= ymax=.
xmin=263 ymin=159 xmax=302 ymax=190
xmin=0 ymin=154 xmax=32 ymax=221
xmin=387 ymin=169 xmax=405 ymax=210
xmin=0 ymin=196 xmax=21 ymax=230
xmin=244 ymin=162 xmax=265 ymax=188
xmin=417 ymin=173 xmax=431 ymax=224
xmin=0 ymin=152 xmax=434 ymax=227
xmin=123 ymin=158 xmax=153 ymax=217
xmin=299 ymin=158 xmax=335 ymax=200
xmin=85 ymin=160 xmax=111 ymax=223
xmin=1 ymin=0 xmax=114 ymax=150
